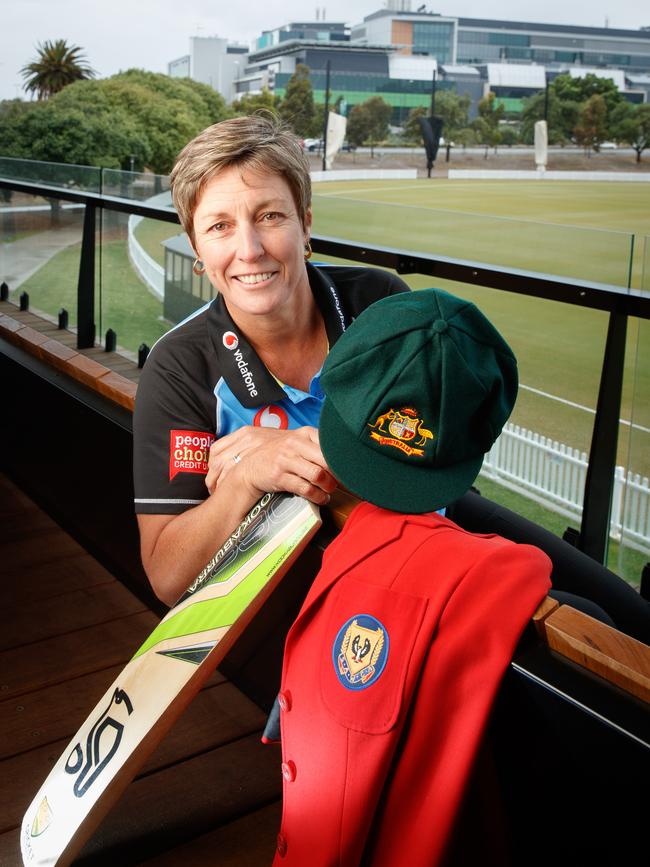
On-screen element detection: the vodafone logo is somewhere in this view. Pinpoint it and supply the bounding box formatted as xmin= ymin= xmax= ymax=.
xmin=254 ymin=405 xmax=289 ymax=430
xmin=222 ymin=331 xmax=239 ymax=350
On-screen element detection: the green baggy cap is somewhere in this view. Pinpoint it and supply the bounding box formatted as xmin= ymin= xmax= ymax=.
xmin=320 ymin=288 xmax=518 ymax=513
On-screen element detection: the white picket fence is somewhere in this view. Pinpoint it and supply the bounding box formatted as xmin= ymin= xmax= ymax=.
xmin=481 ymin=423 xmax=650 ymax=555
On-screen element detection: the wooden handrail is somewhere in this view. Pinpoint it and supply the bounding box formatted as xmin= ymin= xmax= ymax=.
xmin=534 ymin=600 xmax=650 ymax=704
xmin=0 ymin=311 xmax=136 ymax=411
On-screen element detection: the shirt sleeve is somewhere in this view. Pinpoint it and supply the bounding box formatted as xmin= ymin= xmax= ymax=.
xmin=133 ymin=335 xmax=216 ymax=515
xmin=338 ymin=266 xmax=411 ymax=319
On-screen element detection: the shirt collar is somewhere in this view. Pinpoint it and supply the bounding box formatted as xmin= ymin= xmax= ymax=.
xmin=207 ymin=264 xmax=349 ymax=409
xmin=306 ymin=261 xmax=351 ymax=347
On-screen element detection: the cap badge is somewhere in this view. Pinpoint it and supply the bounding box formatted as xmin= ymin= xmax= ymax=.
xmin=333 ymin=615 xmax=389 ymax=690
xmin=368 ymin=407 xmax=433 ymax=457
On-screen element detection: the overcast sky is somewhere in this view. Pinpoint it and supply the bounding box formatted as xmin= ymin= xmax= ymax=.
xmin=1 ymin=0 xmax=648 ymax=101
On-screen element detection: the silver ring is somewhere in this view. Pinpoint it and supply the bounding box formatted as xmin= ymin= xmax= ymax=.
xmin=232 ymin=453 xmax=241 ymax=465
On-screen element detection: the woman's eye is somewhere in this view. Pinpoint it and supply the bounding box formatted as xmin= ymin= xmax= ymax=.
xmin=211 ymin=222 xmax=227 ymax=232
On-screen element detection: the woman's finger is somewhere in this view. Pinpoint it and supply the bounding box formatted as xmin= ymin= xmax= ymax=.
xmin=205 ymin=426 xmax=333 ymax=496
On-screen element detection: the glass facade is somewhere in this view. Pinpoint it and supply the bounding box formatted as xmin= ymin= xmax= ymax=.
xmin=488 ymin=32 xmax=530 ymax=46
xmin=457 ymin=24 xmax=650 ymax=70
xmin=279 ymin=28 xmax=349 ymax=43
xmin=412 ymin=21 xmax=455 ymax=63
xmin=274 ymin=72 xmax=455 ymax=124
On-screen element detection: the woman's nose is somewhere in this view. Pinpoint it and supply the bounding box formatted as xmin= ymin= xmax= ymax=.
xmin=236 ymin=224 xmax=264 ymax=261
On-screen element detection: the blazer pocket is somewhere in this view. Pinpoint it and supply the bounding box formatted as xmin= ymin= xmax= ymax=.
xmin=320 ymin=576 xmax=428 ymax=734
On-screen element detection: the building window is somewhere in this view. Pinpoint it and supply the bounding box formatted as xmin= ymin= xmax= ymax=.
xmin=488 ymin=32 xmax=530 ymax=47
xmin=412 ymin=22 xmax=454 ymax=64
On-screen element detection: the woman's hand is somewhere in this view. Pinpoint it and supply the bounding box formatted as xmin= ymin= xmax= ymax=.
xmin=205 ymin=425 xmax=337 ymax=506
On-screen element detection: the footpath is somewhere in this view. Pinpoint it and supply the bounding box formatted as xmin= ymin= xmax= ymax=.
xmin=1 ymin=224 xmax=81 ymax=291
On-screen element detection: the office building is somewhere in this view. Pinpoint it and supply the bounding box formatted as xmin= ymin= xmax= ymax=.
xmin=168 ymin=36 xmax=248 ymax=102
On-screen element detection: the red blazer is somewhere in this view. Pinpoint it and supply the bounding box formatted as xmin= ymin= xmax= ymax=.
xmin=273 ymin=503 xmax=552 ymax=866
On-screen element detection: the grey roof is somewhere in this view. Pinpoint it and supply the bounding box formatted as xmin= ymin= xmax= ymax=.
xmin=249 ymin=40 xmax=393 ymax=62
xmin=457 ymin=17 xmax=650 ymax=39
xmin=162 ymin=234 xmax=194 ymax=257
xmin=360 ymin=9 xmax=650 ymax=40
xmin=441 ymin=64 xmax=481 ymax=76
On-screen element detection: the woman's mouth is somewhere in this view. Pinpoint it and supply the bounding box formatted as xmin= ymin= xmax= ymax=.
xmin=234 ymin=272 xmax=275 ymax=285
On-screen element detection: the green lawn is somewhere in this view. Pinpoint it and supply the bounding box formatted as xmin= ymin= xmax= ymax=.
xmin=19 ymin=239 xmax=169 ymax=352
xmin=309 ymin=180 xmax=650 ymax=478
xmin=313 ymin=179 xmax=649 ymax=288
xmin=312 ymin=178 xmax=650 ymax=235
xmin=134 ymin=217 xmax=177 ymax=267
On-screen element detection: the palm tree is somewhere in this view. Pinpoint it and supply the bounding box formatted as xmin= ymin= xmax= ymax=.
xmin=21 ymin=39 xmax=95 ymax=100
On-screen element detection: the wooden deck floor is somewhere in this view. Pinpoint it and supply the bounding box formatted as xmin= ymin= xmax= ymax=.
xmin=0 ymin=474 xmax=283 ymax=866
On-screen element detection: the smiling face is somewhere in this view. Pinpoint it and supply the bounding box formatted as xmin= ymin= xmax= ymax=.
xmin=191 ymin=165 xmax=312 ymax=326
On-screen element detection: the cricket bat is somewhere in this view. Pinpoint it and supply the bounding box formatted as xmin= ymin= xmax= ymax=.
xmin=21 ymin=492 xmax=321 ymax=867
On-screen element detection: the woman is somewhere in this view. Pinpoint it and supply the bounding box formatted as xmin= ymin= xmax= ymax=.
xmin=133 ymin=114 xmax=409 ymax=605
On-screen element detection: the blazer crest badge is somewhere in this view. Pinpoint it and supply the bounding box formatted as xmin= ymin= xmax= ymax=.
xmin=333 ymin=614 xmax=389 ymax=690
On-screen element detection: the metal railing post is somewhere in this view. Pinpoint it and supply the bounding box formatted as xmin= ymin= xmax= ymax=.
xmin=579 ymin=309 xmax=627 ymax=563
xmin=77 ymin=203 xmax=96 ymax=349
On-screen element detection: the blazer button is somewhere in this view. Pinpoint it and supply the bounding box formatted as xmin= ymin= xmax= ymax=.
xmin=278 ymin=690 xmax=292 ymax=712
xmin=277 ymin=833 xmax=288 ymax=857
xmin=281 ymin=760 xmax=297 ymax=783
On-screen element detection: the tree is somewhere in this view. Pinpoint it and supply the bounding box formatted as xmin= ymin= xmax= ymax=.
xmin=435 ymin=91 xmax=471 ymax=140
xmin=5 ymin=103 xmax=150 ymax=168
xmin=403 ymin=106 xmax=428 ymax=144
xmin=473 ymin=92 xmax=504 ymax=157
xmin=2 ymin=71 xmax=229 ymax=175
xmin=50 ymin=71 xmax=229 ymax=173
xmin=403 ymin=91 xmax=471 ymax=147
xmin=232 ymin=87 xmax=280 ymax=116
xmin=0 ymin=99 xmax=151 ymax=221
xmin=0 ymin=98 xmax=35 ymax=156
xmin=453 ymin=127 xmax=477 ymax=148
xmin=279 ymin=64 xmax=316 ymax=137
xmin=574 ymin=94 xmax=608 ymax=154
xmin=552 ymin=73 xmax=623 ymax=116
xmin=521 ymin=91 xmax=581 ymax=145
xmin=499 ymin=125 xmax=519 ymax=147
xmin=347 ymin=96 xmax=392 ymax=156
xmin=116 ymin=69 xmax=228 ymax=125
xmin=521 ymin=74 xmax=623 ymax=146
xmin=21 ymin=39 xmax=94 ymax=100
xmin=610 ymin=102 xmax=650 ymax=162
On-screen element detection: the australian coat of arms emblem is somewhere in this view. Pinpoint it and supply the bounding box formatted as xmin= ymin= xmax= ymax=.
xmin=368 ymin=406 xmax=433 ymax=457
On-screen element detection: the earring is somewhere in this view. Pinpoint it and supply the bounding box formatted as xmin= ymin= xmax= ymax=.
xmin=193 ymin=258 xmax=206 ymax=276
xmin=304 ymin=240 xmax=313 ymax=260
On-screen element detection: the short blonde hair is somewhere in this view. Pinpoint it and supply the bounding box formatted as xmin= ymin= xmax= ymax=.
xmin=170 ymin=114 xmax=312 ymax=245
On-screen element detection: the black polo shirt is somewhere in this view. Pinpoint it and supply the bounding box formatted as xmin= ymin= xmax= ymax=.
xmin=133 ymin=263 xmax=409 ymax=515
